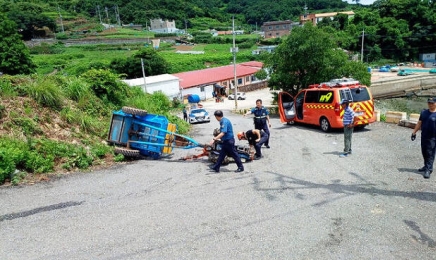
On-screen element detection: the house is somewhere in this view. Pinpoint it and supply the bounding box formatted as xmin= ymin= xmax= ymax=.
xmin=122 ymin=74 xmax=180 ymax=99
xmin=173 ymin=61 xmax=264 ymax=101
xmin=121 ymin=62 xmax=265 ymax=101
xmin=261 ymin=20 xmax=299 ymax=39
xmin=300 ymin=11 xmax=355 ymax=26
xmin=149 ymin=19 xmax=178 ymax=33
xmin=252 ymin=45 xmax=277 ymax=55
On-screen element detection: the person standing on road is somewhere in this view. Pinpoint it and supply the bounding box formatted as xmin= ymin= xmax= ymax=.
xmin=183 ymin=107 xmax=188 ymax=122
xmin=411 ymin=97 xmax=436 ymax=179
xmin=340 ymin=99 xmax=355 ymax=158
xmin=244 ymin=99 xmax=271 ymax=148
xmin=237 ymin=129 xmax=268 ymax=160
xmin=209 ymin=110 xmax=244 ymax=173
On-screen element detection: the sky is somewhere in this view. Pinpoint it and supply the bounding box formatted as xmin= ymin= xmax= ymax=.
xmin=346 ymin=0 xmax=376 ymax=5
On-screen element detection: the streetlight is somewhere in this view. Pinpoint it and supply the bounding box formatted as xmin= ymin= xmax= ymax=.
xmin=231 ymin=16 xmax=238 ymax=110
xmin=361 ymin=28 xmax=365 ymax=63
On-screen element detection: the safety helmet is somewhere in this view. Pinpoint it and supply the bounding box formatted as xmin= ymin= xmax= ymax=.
xmin=237 ymin=131 xmax=244 ymax=140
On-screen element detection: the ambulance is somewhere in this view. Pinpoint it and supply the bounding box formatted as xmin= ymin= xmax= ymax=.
xmin=278 ymin=78 xmax=376 ymax=132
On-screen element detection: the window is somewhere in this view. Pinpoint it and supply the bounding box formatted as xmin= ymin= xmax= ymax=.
xmin=275 ymin=25 xmax=279 ymax=29
xmin=200 ymin=86 xmax=205 ymax=92
xmin=283 ymin=25 xmax=287 ymax=29
xmin=238 ymin=78 xmax=243 ymax=85
xmin=305 ymin=91 xmax=319 ymax=103
xmin=350 ymin=87 xmax=370 ymax=102
xmin=268 ymin=26 xmax=272 ymax=30
xmin=246 ymin=76 xmax=250 ymax=82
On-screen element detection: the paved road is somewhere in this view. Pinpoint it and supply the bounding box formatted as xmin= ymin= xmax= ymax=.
xmin=1 ymin=100 xmax=436 ymax=259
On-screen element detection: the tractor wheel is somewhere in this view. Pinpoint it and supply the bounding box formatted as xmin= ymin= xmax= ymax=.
xmin=122 ymin=106 xmax=148 ymax=117
xmin=114 ymin=147 xmax=141 ymax=158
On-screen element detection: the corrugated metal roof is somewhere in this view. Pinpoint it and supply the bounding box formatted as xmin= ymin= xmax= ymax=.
xmin=173 ymin=64 xmax=262 ymax=89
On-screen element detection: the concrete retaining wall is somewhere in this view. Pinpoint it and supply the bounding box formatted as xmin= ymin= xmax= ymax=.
xmin=370 ymin=74 xmax=436 ymax=98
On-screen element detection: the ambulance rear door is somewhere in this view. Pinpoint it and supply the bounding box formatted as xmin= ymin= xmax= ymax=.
xmin=278 ymin=91 xmax=295 ymax=123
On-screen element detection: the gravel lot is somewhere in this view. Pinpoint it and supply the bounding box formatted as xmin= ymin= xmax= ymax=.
xmin=1 ymin=88 xmax=436 ymax=260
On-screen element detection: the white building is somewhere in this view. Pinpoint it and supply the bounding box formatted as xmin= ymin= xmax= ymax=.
xmin=122 ymin=74 xmax=180 ymax=99
xmin=149 ymin=19 xmax=178 ymax=33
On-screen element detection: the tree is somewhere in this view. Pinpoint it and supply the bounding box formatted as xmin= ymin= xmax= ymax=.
xmin=110 ymin=48 xmax=170 ymax=79
xmin=2 ymin=2 xmax=56 ymax=40
xmin=265 ymin=23 xmax=369 ymax=95
xmin=0 ymin=14 xmax=36 ymax=75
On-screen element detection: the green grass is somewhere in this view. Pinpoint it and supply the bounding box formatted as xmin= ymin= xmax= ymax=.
xmin=32 ymin=46 xmax=138 ymax=75
xmin=32 ymin=37 xmax=260 ymax=75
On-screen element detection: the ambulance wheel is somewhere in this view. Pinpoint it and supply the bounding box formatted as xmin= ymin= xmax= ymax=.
xmin=114 ymin=147 xmax=141 ymax=158
xmin=122 ymin=106 xmax=148 ymax=117
xmin=320 ymin=117 xmax=331 ymax=132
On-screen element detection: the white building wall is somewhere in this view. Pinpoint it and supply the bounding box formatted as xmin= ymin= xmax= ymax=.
xmin=122 ymin=74 xmax=180 ymax=99
xmin=181 ymin=85 xmax=215 ymax=101
xmin=142 ymin=79 xmax=180 ymax=98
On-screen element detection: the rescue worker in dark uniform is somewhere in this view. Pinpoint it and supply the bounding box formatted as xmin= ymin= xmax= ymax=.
xmin=237 ymin=129 xmax=268 ymax=160
xmin=209 ymin=110 xmax=244 ymax=173
xmin=244 ymin=99 xmax=271 ymax=148
xmin=411 ymin=97 xmax=436 ymax=179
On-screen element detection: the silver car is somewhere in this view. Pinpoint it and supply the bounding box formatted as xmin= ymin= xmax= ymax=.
xmin=188 ymin=108 xmax=211 ymax=124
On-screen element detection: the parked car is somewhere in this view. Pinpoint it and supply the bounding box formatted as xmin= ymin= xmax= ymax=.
xmin=390 ymin=66 xmax=399 ymax=72
xmin=188 ymin=108 xmax=210 ymax=124
xmin=398 ymin=69 xmax=412 ymax=76
xmin=379 ymin=66 xmax=389 ymax=72
xmin=228 ymin=92 xmax=246 ymax=100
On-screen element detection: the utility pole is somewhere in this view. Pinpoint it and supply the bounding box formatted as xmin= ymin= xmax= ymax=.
xmin=231 ymin=16 xmax=238 ymax=110
xmin=96 ymin=5 xmax=102 ymax=24
xmin=141 ymin=58 xmax=147 ymax=93
xmin=58 ymin=5 xmax=64 ymax=33
xmin=361 ymin=28 xmax=365 ymax=62
xmin=105 ymin=7 xmax=110 ymax=28
xmin=114 ymin=5 xmax=121 ymax=26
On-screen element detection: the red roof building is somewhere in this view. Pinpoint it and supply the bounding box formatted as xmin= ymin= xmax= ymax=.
xmin=172 ymin=61 xmax=264 ymax=101
xmin=173 ymin=62 xmax=263 ymax=90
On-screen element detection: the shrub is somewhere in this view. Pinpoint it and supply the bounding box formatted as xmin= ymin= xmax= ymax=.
xmin=56 ymin=33 xmax=68 ymax=40
xmin=0 ymin=77 xmax=17 ymax=97
xmin=0 ymin=138 xmax=27 ymax=183
xmin=63 ymin=77 xmax=90 ymax=102
xmin=81 ymin=69 xmax=129 ymax=107
xmin=11 ymin=117 xmax=42 ymax=136
xmin=25 ymin=78 xmax=64 ymax=110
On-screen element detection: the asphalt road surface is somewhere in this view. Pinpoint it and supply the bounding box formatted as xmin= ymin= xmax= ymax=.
xmin=1 ymin=94 xmax=436 ymax=259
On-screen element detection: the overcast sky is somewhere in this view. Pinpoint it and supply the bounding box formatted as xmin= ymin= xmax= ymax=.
xmin=346 ymin=0 xmax=376 ymax=5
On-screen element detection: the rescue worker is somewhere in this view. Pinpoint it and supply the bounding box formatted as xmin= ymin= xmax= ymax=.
xmin=208 ymin=110 xmax=244 ymax=173
xmin=411 ymin=97 xmax=436 ymax=179
xmin=237 ymin=129 xmax=268 ymax=160
xmin=244 ymin=99 xmax=271 ymax=148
